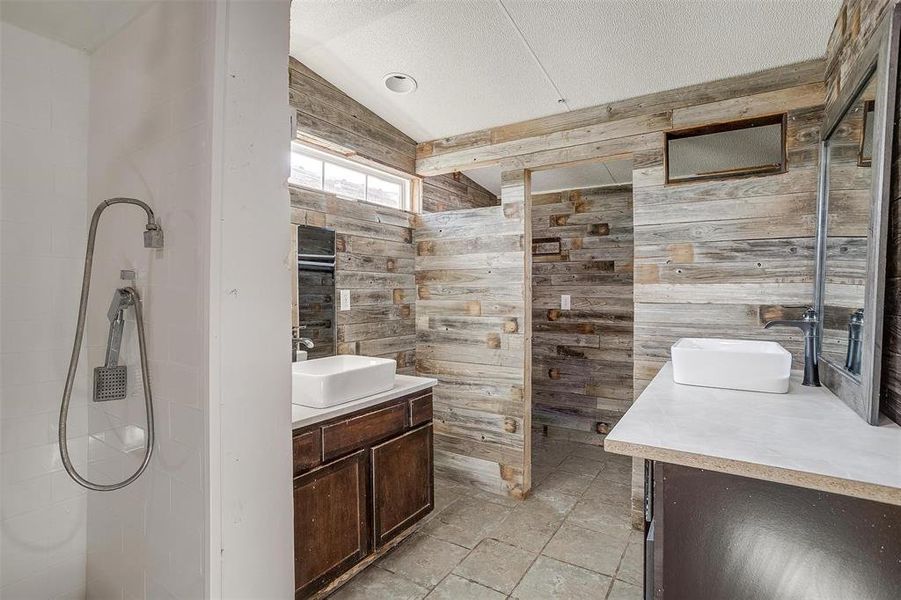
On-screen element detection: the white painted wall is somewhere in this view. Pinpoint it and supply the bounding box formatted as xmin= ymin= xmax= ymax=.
xmin=84 ymin=2 xmax=215 ymax=597
xmin=0 ymin=22 xmax=91 ymax=600
xmin=208 ymin=1 xmax=294 ymax=597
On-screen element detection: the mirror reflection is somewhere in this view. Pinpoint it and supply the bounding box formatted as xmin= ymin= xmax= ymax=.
xmin=294 ymin=224 xmax=336 ymax=360
xmin=821 ymin=74 xmax=876 ymax=376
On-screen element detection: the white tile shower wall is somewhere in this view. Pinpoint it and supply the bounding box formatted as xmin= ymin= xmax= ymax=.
xmin=85 ymin=3 xmax=214 ymax=598
xmin=0 ymin=22 xmax=91 ymax=600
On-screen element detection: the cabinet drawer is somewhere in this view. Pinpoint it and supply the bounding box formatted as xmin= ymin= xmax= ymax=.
xmin=322 ymin=403 xmax=406 ymax=461
xmin=409 ymin=393 xmax=432 ymax=427
xmin=293 ymin=429 xmax=322 ymax=476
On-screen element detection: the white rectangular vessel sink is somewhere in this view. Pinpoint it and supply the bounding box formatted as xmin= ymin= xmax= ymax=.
xmin=671 ymin=338 xmax=792 ymax=394
xmin=292 ymin=355 xmax=397 ymax=408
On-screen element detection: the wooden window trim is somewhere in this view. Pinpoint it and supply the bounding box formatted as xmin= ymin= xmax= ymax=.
xmin=664 ymin=113 xmax=788 ymax=185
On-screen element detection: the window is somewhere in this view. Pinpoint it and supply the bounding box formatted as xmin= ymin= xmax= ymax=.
xmin=665 ymin=114 xmax=786 ymax=184
xmin=290 ymin=141 xmax=412 ymax=210
xmin=290 ymin=151 xmax=322 ymax=189
xmin=324 ymin=162 xmax=365 ymax=201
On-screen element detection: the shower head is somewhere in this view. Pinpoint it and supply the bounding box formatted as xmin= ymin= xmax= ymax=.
xmin=144 ymin=223 xmax=164 ymax=249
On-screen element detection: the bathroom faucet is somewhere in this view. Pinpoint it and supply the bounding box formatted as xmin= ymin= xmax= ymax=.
xmin=292 ymin=333 xmax=314 ymax=361
xmin=764 ymin=308 xmax=820 ymax=387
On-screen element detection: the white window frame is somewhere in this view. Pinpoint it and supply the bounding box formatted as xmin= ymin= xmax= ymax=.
xmin=290 ymin=141 xmax=412 ymax=211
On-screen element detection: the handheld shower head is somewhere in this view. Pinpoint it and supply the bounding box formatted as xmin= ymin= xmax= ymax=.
xmin=106 ymin=288 xmax=134 ymax=322
xmin=144 ymin=223 xmax=164 ymax=248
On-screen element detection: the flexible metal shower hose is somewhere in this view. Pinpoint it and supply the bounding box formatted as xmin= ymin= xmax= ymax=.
xmin=58 ymin=198 xmax=157 ymax=491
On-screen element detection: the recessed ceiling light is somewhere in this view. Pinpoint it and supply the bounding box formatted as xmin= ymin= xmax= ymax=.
xmin=384 ymin=73 xmax=417 ymax=94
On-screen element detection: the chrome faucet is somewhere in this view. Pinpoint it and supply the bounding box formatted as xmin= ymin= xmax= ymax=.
xmin=292 ymin=328 xmax=315 ymax=361
xmin=764 ymin=307 xmax=820 ymax=387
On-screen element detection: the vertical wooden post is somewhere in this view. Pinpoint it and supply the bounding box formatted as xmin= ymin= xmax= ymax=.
xmin=501 ymin=169 xmax=532 ymax=495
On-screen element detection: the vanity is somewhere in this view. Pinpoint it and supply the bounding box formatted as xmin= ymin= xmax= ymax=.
xmin=290 ymin=221 xmax=438 ymax=598
xmin=605 ymin=363 xmax=901 ymax=600
xmin=291 ymin=375 xmax=436 ymax=599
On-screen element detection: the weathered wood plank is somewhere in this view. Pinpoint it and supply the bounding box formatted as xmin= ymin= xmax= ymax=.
xmin=417 ymin=112 xmax=671 ymax=175
xmin=417 ymin=59 xmax=824 ymax=160
xmin=671 ymin=82 xmax=825 ymax=128
xmin=422 ymin=172 xmax=499 ymax=213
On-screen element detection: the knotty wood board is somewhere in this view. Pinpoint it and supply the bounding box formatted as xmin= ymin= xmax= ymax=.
xmin=530 ymin=185 xmax=634 ymax=442
xmin=413 ymin=170 xmax=531 ymax=498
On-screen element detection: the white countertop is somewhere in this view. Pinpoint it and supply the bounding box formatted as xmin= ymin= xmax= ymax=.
xmin=292 ymin=374 xmax=437 ymax=430
xmin=605 ymin=362 xmax=901 ymax=506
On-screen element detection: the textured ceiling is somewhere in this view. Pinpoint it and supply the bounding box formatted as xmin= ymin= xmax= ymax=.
xmin=0 ymin=1 xmax=154 ymax=52
xmin=291 ymin=0 xmax=840 ymax=142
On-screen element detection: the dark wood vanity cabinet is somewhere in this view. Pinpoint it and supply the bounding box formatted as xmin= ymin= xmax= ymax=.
xmin=292 ymin=389 xmax=434 ymax=599
xmin=645 ymin=462 xmax=901 ymax=600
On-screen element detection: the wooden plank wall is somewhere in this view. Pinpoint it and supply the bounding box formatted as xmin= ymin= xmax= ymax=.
xmin=826 ymin=0 xmax=900 ymax=423
xmin=531 ymin=186 xmax=634 ymax=442
xmin=631 ymin=105 xmax=825 ymax=394
xmin=289 ymin=57 xmax=417 ymax=174
xmin=414 ymin=171 xmax=531 ymax=498
xmin=423 ymin=171 xmax=499 ymax=212
xmin=415 ymin=61 xmax=827 ymax=395
xmin=415 ymin=60 xmax=829 ymax=521
xmin=290 ymin=186 xmax=417 ymax=374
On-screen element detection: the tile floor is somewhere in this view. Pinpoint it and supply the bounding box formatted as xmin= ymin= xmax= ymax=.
xmin=330 ymin=437 xmax=643 ymax=600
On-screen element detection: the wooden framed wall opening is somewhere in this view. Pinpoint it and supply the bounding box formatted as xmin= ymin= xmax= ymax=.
xmin=527 ymin=158 xmax=636 ymax=447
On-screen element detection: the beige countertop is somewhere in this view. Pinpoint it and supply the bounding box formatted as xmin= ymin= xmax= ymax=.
xmin=605 ymin=362 xmax=901 ymax=506
xmin=292 ymin=374 xmax=437 ymax=430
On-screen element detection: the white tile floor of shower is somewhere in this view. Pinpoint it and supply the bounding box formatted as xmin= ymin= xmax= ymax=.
xmin=329 ymin=437 xmax=642 ymax=600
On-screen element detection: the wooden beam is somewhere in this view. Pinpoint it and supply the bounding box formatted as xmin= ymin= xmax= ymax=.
xmin=415 ymin=59 xmax=826 ymax=176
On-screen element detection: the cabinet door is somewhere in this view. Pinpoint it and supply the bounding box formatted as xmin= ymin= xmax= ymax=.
xmin=294 ymin=450 xmax=370 ymax=598
xmin=371 ymin=424 xmax=433 ymax=548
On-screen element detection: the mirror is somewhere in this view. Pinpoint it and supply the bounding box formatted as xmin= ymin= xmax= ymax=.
xmin=294 ymin=224 xmax=336 ymax=359
xmin=821 ymin=74 xmax=875 ymax=376
xmin=815 ymin=7 xmax=898 ymax=425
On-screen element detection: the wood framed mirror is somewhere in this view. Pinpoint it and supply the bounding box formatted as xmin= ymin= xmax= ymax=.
xmin=814 ymin=5 xmax=900 ymax=424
